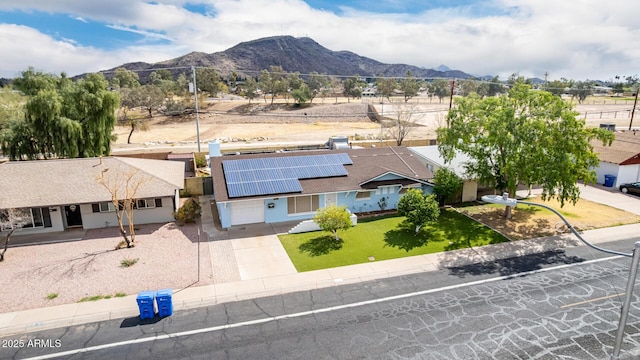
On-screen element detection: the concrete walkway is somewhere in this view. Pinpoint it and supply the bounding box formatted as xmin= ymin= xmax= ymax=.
xmin=1 ymin=188 xmax=638 ymax=337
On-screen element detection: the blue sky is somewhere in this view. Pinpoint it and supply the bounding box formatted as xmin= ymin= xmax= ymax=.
xmin=0 ymin=0 xmax=638 ymax=81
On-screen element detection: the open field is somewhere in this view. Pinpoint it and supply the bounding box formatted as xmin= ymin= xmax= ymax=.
xmin=110 ymin=95 xmax=638 ymax=154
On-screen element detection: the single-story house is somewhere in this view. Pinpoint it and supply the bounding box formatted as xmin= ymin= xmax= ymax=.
xmin=592 ymin=131 xmax=640 ymax=187
xmin=0 ymin=157 xmax=184 ymax=235
xmin=408 ymin=146 xmax=478 ymax=202
xmin=210 ymin=147 xmax=434 ymax=228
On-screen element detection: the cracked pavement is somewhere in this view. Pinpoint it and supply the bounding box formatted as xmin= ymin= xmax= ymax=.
xmin=2 ymin=245 xmax=640 ymax=360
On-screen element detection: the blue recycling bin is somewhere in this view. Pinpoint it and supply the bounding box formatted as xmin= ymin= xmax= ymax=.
xmin=136 ymin=291 xmax=156 ymax=320
xmin=155 ymin=289 xmax=173 ymax=317
xmin=604 ymin=174 xmax=616 ymax=187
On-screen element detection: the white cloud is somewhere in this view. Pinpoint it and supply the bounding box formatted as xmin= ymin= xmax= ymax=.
xmin=0 ymin=0 xmax=638 ymax=80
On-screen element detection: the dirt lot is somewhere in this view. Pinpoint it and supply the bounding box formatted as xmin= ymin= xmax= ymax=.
xmin=455 ymin=197 xmax=640 ymax=240
xmin=110 ymin=97 xmax=636 ymax=154
xmin=0 ymin=223 xmax=213 ymax=313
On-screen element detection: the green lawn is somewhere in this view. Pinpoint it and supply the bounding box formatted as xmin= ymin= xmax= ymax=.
xmin=278 ymin=209 xmax=509 ymax=272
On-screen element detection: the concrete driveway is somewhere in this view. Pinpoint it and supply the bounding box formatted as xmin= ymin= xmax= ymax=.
xmin=578 ymin=184 xmax=640 ymax=215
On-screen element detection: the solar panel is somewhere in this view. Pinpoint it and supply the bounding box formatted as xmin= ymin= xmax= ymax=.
xmin=222 ymin=153 xmax=352 ymax=198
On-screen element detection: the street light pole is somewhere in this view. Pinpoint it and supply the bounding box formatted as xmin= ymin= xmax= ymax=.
xmin=481 ymin=194 xmax=635 ymax=359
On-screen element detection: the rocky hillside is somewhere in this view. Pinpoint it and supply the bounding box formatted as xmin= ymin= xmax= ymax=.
xmin=99 ymin=36 xmax=472 ymax=82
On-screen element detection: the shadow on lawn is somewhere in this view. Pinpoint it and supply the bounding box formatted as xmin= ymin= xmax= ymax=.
xmin=298 ymin=235 xmax=343 ymax=256
xmin=383 ymin=220 xmax=433 ymax=252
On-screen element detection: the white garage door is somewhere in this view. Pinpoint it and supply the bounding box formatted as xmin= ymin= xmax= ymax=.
xmin=230 ymin=200 xmax=265 ymax=225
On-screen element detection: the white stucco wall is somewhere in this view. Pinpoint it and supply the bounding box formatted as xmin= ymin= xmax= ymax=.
xmin=80 ymin=198 xmax=176 ymax=229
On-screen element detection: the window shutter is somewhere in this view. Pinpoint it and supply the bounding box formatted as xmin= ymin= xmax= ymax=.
xmin=155 ymin=198 xmax=162 ymax=207
xmin=92 ymin=204 xmax=100 ymax=213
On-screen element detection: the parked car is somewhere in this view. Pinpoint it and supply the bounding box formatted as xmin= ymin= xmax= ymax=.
xmin=619 ymin=182 xmax=640 ymax=196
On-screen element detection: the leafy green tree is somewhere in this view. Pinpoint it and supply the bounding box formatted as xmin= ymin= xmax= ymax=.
xmin=342 ymin=76 xmax=362 ymax=102
xmin=291 ymin=83 xmax=312 ymax=105
xmin=242 ymin=76 xmax=259 ymax=103
xmin=431 ymin=78 xmax=450 ymax=103
xmin=2 ymin=69 xmax=119 ymax=160
xmin=306 ymin=72 xmax=329 ymax=104
xmin=0 ymin=88 xmax=26 ymax=132
xmin=542 ymin=80 xmax=566 ymax=97
xmin=110 ymin=67 xmax=140 ymax=90
xmin=433 ymin=167 xmax=463 ymax=205
xmin=376 ymin=75 xmax=398 ymax=102
xmin=313 ymin=205 xmax=353 ymax=241
xmin=568 ymin=81 xmax=594 ymax=104
xmin=437 ymin=83 xmax=614 ymax=218
xmin=399 ymin=71 xmax=420 ymax=102
xmin=196 ymin=67 xmax=226 ymax=96
xmin=397 ymin=189 xmax=440 ymax=235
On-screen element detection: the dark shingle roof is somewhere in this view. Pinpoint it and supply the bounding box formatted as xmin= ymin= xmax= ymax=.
xmin=210 ymin=147 xmax=433 ymax=202
xmin=592 ymin=131 xmax=640 ymax=165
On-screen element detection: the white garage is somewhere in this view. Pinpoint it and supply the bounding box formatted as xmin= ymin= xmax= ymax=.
xmin=230 ymin=199 xmax=265 ymax=225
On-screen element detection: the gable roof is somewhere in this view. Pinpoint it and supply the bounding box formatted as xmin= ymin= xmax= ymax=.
xmin=0 ymin=157 xmax=184 ymax=209
xmin=210 ymin=147 xmax=433 ymax=202
xmin=592 ymin=131 xmax=640 ymax=165
xmin=408 ymin=145 xmax=474 ymax=179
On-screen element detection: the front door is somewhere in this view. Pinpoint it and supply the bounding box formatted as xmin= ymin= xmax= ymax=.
xmin=325 ymin=193 xmax=337 ymax=207
xmin=64 ymin=205 xmax=83 ymax=227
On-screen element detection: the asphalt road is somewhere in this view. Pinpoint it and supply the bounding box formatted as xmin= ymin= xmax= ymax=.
xmin=3 ymin=238 xmax=640 ymax=360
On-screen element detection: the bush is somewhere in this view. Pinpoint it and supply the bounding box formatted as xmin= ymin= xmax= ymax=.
xmin=120 ymin=257 xmax=139 ymax=267
xmin=174 ymin=197 xmax=202 ymax=223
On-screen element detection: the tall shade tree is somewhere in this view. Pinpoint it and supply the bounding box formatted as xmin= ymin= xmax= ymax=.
xmin=313 ymin=205 xmax=353 ymax=241
xmin=110 ymin=67 xmax=140 ymax=90
xmin=431 ymin=78 xmax=450 ymax=103
xmin=376 ymin=75 xmax=398 ymax=102
xmin=437 ymin=83 xmax=614 ymax=218
xmin=2 ymin=69 xmax=119 ymax=160
xmin=399 ymin=71 xmax=420 ymax=103
xmin=397 ymin=189 xmax=440 ymax=235
xmin=306 ymin=72 xmax=329 ymax=104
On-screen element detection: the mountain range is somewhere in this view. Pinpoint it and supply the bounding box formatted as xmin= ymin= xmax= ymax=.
xmin=103 ymin=36 xmax=474 ymax=82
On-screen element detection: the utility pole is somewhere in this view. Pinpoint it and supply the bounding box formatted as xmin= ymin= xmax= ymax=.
xmin=191 ymin=66 xmax=201 ymax=152
xmin=629 ymin=89 xmax=638 ymax=131
xmin=448 ymin=78 xmax=455 ymax=110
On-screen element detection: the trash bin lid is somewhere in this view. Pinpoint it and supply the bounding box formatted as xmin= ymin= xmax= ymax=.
xmin=137 ymin=291 xmax=155 ymax=300
xmin=156 ymin=288 xmax=173 ymax=297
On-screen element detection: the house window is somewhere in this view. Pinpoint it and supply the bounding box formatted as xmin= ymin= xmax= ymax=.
xmin=92 ymin=202 xmax=116 ymax=213
xmin=356 ymin=191 xmax=371 ymax=200
xmin=287 ymin=195 xmax=320 ymax=214
xmin=136 ymin=199 xmax=158 ymax=209
xmin=1 ymin=208 xmax=46 ymax=229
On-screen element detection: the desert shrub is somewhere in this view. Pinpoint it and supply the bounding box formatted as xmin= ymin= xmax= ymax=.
xmin=174 ymin=197 xmax=202 ymax=223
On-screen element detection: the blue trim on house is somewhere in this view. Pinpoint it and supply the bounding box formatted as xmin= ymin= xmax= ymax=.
xmin=217 ymin=185 xmax=434 ymax=228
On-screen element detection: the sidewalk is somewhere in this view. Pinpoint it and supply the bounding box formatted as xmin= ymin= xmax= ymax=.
xmin=1 ymin=221 xmax=639 ymax=337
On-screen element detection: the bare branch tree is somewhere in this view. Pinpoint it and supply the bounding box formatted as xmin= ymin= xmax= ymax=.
xmin=387 ymin=103 xmax=418 ymax=146
xmin=0 ymin=208 xmax=31 ymax=261
xmin=96 ymin=163 xmax=148 ymax=248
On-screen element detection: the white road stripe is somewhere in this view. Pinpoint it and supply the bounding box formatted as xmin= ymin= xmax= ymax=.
xmin=24 ymin=255 xmax=625 ymax=360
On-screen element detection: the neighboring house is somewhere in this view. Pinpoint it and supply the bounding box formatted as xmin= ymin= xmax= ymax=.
xmin=592 ymin=131 xmax=640 ymax=187
xmin=0 ymin=157 xmax=184 ymax=235
xmin=408 ymin=145 xmax=478 ymax=202
xmin=210 ymin=147 xmax=434 ymax=228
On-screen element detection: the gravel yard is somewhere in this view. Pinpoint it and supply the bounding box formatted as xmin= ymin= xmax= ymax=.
xmin=0 ymin=223 xmax=213 ymax=313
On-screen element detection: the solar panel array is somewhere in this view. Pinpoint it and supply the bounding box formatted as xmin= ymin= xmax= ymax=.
xmin=223 ymin=153 xmax=352 ymax=198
